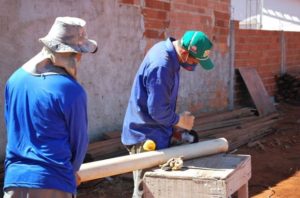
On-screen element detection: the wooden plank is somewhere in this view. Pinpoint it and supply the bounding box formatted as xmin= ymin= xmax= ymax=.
xmin=195 ymin=116 xmax=258 ymax=139
xmin=238 ymin=68 xmax=276 ymax=116
xmin=225 ymin=156 xmax=251 ymax=197
xmin=194 ymin=115 xmax=258 ymax=132
xmin=87 ymin=138 xmax=122 ymax=151
xmin=85 ymin=110 xmax=277 ymax=162
xmin=203 ymin=112 xmax=278 ymax=150
xmin=196 ymin=112 xmax=278 ymax=139
xmin=216 ymin=117 xmax=278 ymax=150
xmin=87 ymin=138 xmax=127 ymax=160
xmin=194 ymin=107 xmax=255 ymax=126
xmin=102 ymin=130 xmax=121 ymax=140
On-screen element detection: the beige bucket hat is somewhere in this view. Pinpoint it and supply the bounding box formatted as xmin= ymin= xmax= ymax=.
xmin=39 ymin=17 xmax=97 ymax=53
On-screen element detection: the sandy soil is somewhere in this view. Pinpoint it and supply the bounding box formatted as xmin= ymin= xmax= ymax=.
xmin=77 ymin=103 xmax=300 ymax=198
xmin=237 ymin=103 xmax=300 ymax=198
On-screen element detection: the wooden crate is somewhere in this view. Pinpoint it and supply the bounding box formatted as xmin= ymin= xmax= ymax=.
xmin=143 ymin=154 xmax=251 ymax=198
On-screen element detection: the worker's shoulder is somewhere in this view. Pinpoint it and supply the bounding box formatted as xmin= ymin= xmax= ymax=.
xmin=147 ymin=44 xmax=176 ymax=67
xmin=48 ymin=75 xmax=86 ymax=99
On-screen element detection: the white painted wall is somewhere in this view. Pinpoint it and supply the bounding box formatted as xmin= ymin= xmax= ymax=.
xmin=231 ymin=0 xmax=300 ymax=31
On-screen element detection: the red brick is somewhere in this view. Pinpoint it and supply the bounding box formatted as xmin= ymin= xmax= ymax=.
xmin=214 ymin=11 xmax=230 ymax=21
xmin=119 ymin=0 xmax=140 ymax=5
xmin=172 ymin=0 xmax=208 ymax=8
xmin=143 ymin=29 xmax=165 ymax=39
xmin=142 ymin=8 xmax=168 ymax=20
xmin=262 ymin=78 xmax=276 ymax=85
xmin=144 ymin=19 xmax=170 ymax=29
xmin=214 ymin=27 xmax=229 ymax=35
xmin=174 ymin=0 xmax=195 ymax=4
xmin=169 ymin=21 xmax=192 ymax=30
xmin=214 ymin=35 xmax=227 ymax=43
xmin=172 ymin=2 xmax=206 ymax=13
xmin=215 ymin=19 xmax=229 ymax=28
xmin=145 ymin=0 xmax=170 ymax=11
xmin=170 ymin=12 xmax=213 ymax=28
xmin=207 ymin=1 xmax=230 ymax=12
xmin=193 ymin=0 xmax=209 ymax=7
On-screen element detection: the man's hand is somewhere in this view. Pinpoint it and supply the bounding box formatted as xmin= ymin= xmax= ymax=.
xmin=175 ymin=111 xmax=195 ymax=131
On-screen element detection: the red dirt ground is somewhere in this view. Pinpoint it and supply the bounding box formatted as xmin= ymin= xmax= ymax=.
xmin=77 ymin=103 xmax=300 ymax=198
xmin=237 ymin=103 xmax=300 ymax=198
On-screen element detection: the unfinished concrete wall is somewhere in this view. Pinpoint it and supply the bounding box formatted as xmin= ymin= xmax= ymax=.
xmin=0 ymin=0 xmax=145 ymax=160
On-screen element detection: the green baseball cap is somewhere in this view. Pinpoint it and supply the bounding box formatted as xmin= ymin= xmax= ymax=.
xmin=181 ymin=30 xmax=214 ymax=70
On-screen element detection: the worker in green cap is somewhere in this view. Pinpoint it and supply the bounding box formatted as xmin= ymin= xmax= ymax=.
xmin=122 ymin=30 xmax=214 ymax=198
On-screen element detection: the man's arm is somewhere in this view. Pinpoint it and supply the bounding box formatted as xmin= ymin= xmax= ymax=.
xmin=66 ymin=91 xmax=89 ymax=172
xmin=146 ymin=66 xmax=179 ymax=126
xmin=146 ymin=66 xmax=194 ymax=130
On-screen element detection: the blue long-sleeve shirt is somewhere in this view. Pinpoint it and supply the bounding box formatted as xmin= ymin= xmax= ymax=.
xmin=122 ymin=38 xmax=180 ymax=149
xmin=4 ymin=67 xmax=88 ymax=194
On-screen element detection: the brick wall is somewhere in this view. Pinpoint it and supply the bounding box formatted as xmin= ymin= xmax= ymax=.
xmin=119 ymin=0 xmax=230 ymax=55
xmin=285 ymin=32 xmax=300 ymax=73
xmin=119 ymin=0 xmax=172 ymax=51
xmin=234 ymin=22 xmax=300 ymax=103
xmin=168 ymin=0 xmax=230 ymax=57
xmin=234 ymin=27 xmax=281 ymax=96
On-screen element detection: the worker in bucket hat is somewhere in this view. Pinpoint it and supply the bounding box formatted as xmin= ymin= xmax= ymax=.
xmin=122 ymin=30 xmax=214 ymax=198
xmin=3 ymin=17 xmax=97 ymax=198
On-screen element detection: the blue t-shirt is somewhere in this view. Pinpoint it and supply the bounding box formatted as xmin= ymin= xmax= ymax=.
xmin=122 ymin=38 xmax=180 ymax=149
xmin=4 ymin=67 xmax=88 ymax=194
